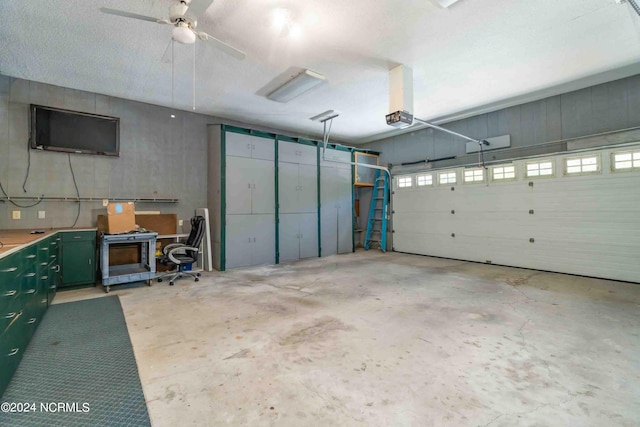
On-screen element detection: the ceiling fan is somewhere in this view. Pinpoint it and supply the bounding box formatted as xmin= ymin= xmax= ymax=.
xmin=100 ymin=0 xmax=245 ymax=60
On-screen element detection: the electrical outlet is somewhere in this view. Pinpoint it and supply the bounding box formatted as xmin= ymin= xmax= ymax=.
xmin=178 ymin=219 xmax=184 ymax=227
xmin=12 ymin=210 xmax=21 ymax=220
xmin=102 ymin=199 xmax=109 ymax=207
xmin=38 ymin=211 xmax=46 ymax=219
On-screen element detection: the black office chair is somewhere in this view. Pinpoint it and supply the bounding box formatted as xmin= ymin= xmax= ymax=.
xmin=157 ymin=215 xmax=206 ymax=286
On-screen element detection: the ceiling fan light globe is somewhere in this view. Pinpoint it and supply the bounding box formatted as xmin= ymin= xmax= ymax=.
xmin=172 ymin=26 xmax=196 ymax=44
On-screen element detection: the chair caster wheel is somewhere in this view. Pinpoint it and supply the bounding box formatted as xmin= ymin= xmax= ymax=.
xmin=196 ymin=272 xmax=201 ymax=277
xmin=195 ymin=277 xmax=199 ymax=282
xmin=169 ymin=281 xmax=174 ymax=286
xmin=158 ymin=278 xmax=163 ymax=283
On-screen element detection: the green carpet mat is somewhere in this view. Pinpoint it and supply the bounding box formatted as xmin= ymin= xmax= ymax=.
xmin=0 ymin=296 xmax=151 ymax=426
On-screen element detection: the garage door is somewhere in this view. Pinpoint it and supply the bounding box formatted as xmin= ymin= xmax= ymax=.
xmin=392 ymin=144 xmax=640 ymax=283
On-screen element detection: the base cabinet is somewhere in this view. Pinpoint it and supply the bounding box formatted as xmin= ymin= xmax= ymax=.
xmin=226 ymin=214 xmax=276 ymax=269
xmin=0 ymin=234 xmax=61 ymax=397
xmin=279 ymin=213 xmax=319 ymax=262
xmin=60 ymin=231 xmax=96 ymax=288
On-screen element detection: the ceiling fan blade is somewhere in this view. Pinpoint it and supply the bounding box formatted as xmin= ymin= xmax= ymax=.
xmin=99 ymin=7 xmax=167 ymax=24
xmin=186 ymin=0 xmax=215 ymax=19
xmin=197 ymin=31 xmax=246 ymax=60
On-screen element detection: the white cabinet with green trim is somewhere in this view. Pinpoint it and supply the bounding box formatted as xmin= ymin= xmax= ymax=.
xmin=278 ymin=141 xmax=318 ymax=261
xmin=321 ymin=149 xmax=353 ymax=256
xmin=207 ymin=125 xmax=355 ymax=271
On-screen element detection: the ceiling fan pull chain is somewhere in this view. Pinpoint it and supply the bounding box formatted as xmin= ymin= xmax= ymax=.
xmin=193 ymin=42 xmax=196 ymax=110
xmin=171 ymin=39 xmax=175 ymax=109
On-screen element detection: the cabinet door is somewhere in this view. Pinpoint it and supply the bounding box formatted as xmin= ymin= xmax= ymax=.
xmin=60 ymin=240 xmax=95 ymax=287
xmin=278 ymin=141 xmax=300 ymax=164
xmin=225 ymin=132 xmax=253 ymax=158
xmin=250 ymin=135 xmax=275 ymax=161
xmin=251 ymin=214 xmax=276 ymax=266
xmin=278 ymin=162 xmax=299 ymax=214
xmin=299 ymin=213 xmax=319 ymax=259
xmin=321 ymin=166 xmax=339 ymax=256
xmin=225 ymin=215 xmax=253 ymax=269
xmin=298 ymin=164 xmax=318 ymax=214
xmin=297 ymin=144 xmax=318 ymax=166
xmin=336 ymin=167 xmax=353 ymax=254
xmin=226 ymin=156 xmax=253 ymax=215
xmin=278 ymin=214 xmax=300 ymax=262
xmin=251 ymin=159 xmax=275 ymax=214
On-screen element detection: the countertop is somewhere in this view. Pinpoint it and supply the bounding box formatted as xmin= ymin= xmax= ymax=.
xmin=0 ymin=228 xmax=97 ymax=259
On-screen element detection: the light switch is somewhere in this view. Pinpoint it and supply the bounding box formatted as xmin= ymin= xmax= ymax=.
xmin=102 ymin=199 xmax=109 ymax=207
xmin=38 ymin=211 xmax=46 ymax=219
xmin=178 ymin=219 xmax=184 ymax=227
xmin=12 ymin=210 xmax=21 ymax=220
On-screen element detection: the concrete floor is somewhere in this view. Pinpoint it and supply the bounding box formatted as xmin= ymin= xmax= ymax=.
xmin=56 ymin=250 xmax=640 ymax=426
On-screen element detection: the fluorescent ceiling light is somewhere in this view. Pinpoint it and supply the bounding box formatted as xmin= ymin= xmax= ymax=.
xmin=428 ymin=0 xmax=462 ymax=8
xmin=267 ymin=70 xmax=326 ymax=103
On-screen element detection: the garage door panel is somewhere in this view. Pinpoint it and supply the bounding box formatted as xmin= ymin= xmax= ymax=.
xmin=392 ymin=146 xmax=640 ymax=283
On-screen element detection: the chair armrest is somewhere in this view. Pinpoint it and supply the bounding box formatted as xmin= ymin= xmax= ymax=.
xmin=162 ymin=242 xmax=184 ymax=255
xmin=167 ymin=246 xmax=200 ymax=264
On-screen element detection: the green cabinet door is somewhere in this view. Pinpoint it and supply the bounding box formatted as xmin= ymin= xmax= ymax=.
xmin=60 ymin=232 xmax=96 ymax=288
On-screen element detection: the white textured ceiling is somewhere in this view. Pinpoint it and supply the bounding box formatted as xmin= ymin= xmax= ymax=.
xmin=1 ymin=0 xmax=639 ymax=143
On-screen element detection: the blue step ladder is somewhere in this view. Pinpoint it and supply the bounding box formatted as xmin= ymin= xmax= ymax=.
xmin=364 ymin=170 xmax=389 ymax=252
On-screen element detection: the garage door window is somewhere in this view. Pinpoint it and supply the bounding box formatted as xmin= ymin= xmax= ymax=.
xmin=463 ymin=168 xmax=484 ymax=183
xmin=492 ymin=165 xmax=516 ymax=181
xmin=416 ymin=174 xmax=433 ymax=186
xmin=397 ymin=176 xmax=413 ymax=188
xmin=526 ymin=160 xmax=554 ymax=178
xmin=438 ymin=171 xmax=457 ymax=184
xmin=612 ymin=150 xmax=640 ymax=171
xmin=565 ymin=155 xmax=600 ymax=175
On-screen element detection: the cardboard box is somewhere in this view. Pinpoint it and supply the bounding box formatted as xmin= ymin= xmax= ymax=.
xmin=106 ymin=202 xmax=136 ymax=234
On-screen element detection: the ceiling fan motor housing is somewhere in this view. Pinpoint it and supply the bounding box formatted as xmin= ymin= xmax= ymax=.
xmin=170 ymin=1 xmax=196 ymax=27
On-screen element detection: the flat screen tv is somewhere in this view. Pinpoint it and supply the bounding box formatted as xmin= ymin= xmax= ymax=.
xmin=30 ymin=104 xmax=120 ymax=156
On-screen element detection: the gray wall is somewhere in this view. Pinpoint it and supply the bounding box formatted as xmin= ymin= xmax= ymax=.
xmin=363 ymin=74 xmax=640 ymax=171
xmin=0 ymin=75 xmax=210 ymax=231
xmin=359 ymin=74 xmax=640 ymax=250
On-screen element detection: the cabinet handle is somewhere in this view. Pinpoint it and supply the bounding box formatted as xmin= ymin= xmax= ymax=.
xmin=54 ymin=265 xmax=60 ymax=272
xmin=50 ymin=285 xmax=56 ymax=290
xmin=50 ymin=254 xmax=56 ymax=258
xmin=26 ymin=289 xmax=36 ymax=294
xmin=88 ymin=259 xmax=91 ymax=265
xmin=40 ymin=247 xmax=49 ymax=251
xmin=300 ymin=233 xmax=304 ymax=239
xmin=4 ymin=312 xmax=16 ymax=319
xmin=1 ymin=267 xmax=18 ymax=273
xmin=40 ymin=298 xmax=47 ymax=304
xmin=247 ymin=143 xmax=251 ymax=149
xmin=248 ymin=183 xmax=251 ymax=189
xmin=3 ymin=290 xmax=17 ymax=297
xmin=40 ymin=262 xmax=48 ymax=266
xmin=74 ymin=236 xmax=81 ymax=239
xmin=252 ymin=144 xmax=256 ymax=149
xmin=27 ymin=318 xmax=36 ymax=324
xmin=41 ymin=276 xmax=48 ymax=280
xmin=26 ymin=254 xmax=37 ymax=259
xmin=248 ymin=237 xmax=251 ymax=243
xmin=253 ymin=237 xmax=256 ymax=243
xmin=24 ymin=272 xmax=36 ymax=277
xmin=7 ymin=348 xmax=19 ymax=357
